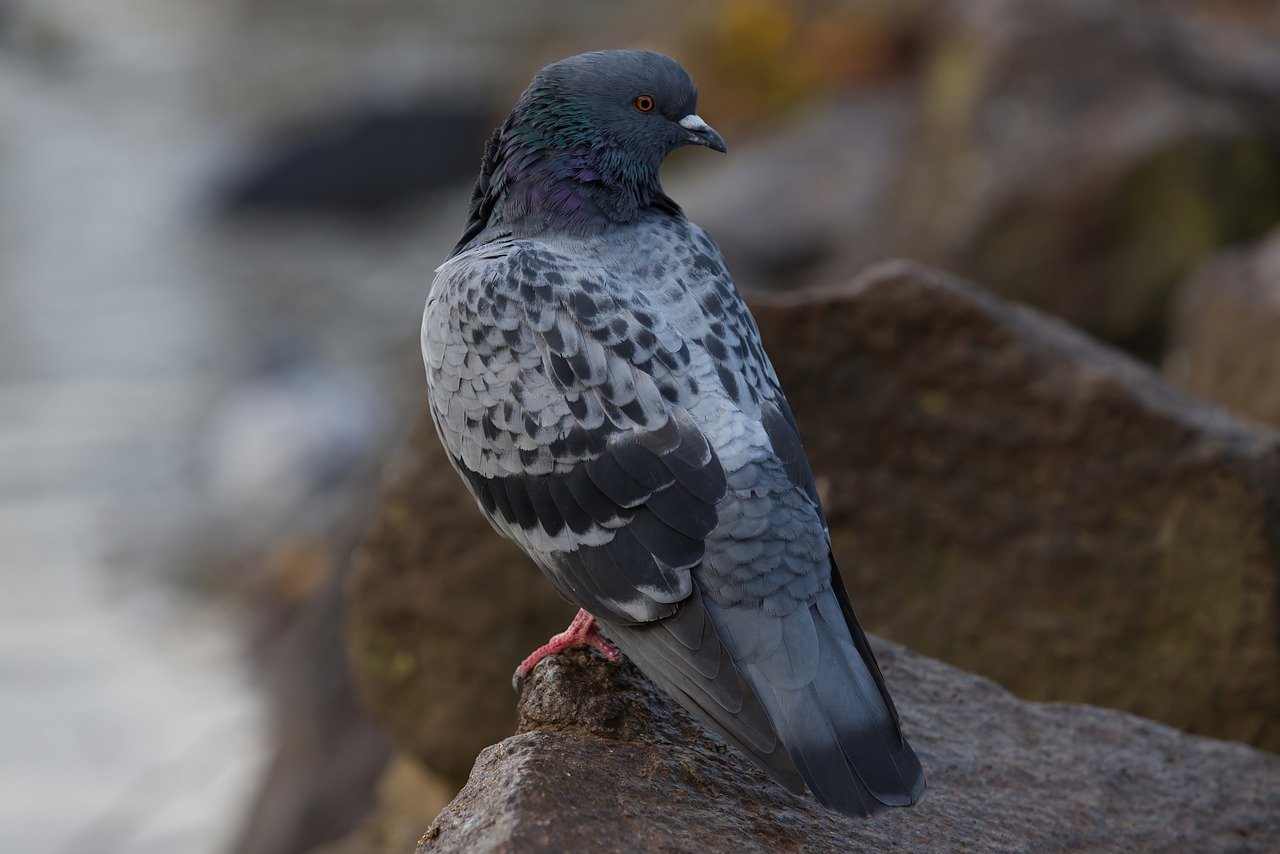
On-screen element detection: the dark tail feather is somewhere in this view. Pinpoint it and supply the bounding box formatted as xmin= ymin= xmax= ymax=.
xmin=810 ymin=593 xmax=924 ymax=806
xmin=829 ymin=551 xmax=906 ymax=738
xmin=602 ymin=573 xmax=924 ymax=817
xmin=717 ymin=588 xmax=925 ymax=817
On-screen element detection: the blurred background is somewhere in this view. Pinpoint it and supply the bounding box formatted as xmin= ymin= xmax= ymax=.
xmin=2 ymin=0 xmax=1279 ymax=852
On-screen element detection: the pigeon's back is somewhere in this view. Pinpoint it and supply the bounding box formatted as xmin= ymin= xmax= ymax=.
xmin=423 ymin=212 xmax=925 ymax=816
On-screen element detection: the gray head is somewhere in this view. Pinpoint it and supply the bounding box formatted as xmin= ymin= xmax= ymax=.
xmin=454 ymin=50 xmax=725 ymax=250
xmin=515 ymin=50 xmax=726 ymax=162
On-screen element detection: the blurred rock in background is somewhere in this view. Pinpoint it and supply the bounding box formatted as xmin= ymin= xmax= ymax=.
xmin=751 ymin=262 xmax=1280 ymax=751
xmin=231 ymin=562 xmax=393 ymax=854
xmin=217 ymin=101 xmax=492 ymax=216
xmin=678 ymin=93 xmax=916 ymax=295
xmin=1165 ymin=226 xmax=1280 ymax=428
xmin=314 ymin=757 xmax=452 ymax=854
xmin=673 ymin=0 xmax=1280 ymax=360
xmin=887 ymin=0 xmax=1280 ymax=359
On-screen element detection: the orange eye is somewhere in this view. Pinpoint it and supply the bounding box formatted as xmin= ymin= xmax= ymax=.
xmin=633 ymin=94 xmax=655 ymax=113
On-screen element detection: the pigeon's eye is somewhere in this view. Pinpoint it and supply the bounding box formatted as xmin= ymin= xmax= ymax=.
xmin=633 ymin=94 xmax=655 ymax=113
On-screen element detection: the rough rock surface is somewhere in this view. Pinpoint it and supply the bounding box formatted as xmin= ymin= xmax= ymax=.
xmin=421 ymin=643 xmax=1280 ymax=853
xmin=750 ymin=260 xmax=1280 ymax=752
xmin=1165 ymin=226 xmax=1280 ymax=427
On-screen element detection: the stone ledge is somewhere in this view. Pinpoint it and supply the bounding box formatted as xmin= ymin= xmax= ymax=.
xmin=421 ymin=640 xmax=1280 ymax=852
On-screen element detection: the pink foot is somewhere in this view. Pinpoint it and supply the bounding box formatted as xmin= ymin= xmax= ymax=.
xmin=512 ymin=608 xmax=621 ymax=690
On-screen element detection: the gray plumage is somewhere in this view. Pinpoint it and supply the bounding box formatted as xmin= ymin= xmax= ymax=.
xmin=422 ymin=50 xmax=925 ymax=816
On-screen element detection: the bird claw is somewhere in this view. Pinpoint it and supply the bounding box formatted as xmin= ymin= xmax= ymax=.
xmin=511 ymin=608 xmax=621 ymax=693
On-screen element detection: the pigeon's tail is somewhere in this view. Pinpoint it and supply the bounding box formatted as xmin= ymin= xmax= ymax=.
xmin=602 ymin=569 xmax=925 ymax=817
xmin=709 ymin=579 xmax=926 ymax=816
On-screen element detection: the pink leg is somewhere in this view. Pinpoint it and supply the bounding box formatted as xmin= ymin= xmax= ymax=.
xmin=513 ymin=608 xmax=621 ymax=689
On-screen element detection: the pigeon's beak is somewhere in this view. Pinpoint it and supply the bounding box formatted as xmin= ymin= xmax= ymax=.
xmin=679 ymin=114 xmax=727 ymax=153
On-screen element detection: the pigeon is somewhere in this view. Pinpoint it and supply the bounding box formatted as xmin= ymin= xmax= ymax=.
xmin=421 ymin=49 xmax=925 ymax=817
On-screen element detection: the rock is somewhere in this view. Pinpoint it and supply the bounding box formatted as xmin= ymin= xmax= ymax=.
xmin=421 ymin=643 xmax=1280 ymax=852
xmin=676 ymin=0 xmax=1280 ymax=355
xmin=1165 ymin=226 xmax=1280 ymax=427
xmin=217 ymin=100 xmax=492 ymax=216
xmin=233 ymin=549 xmax=394 ymax=854
xmin=350 ymin=259 xmax=1280 ymax=789
xmin=886 ymin=0 xmax=1280 ymax=355
xmin=347 ymin=416 xmax=575 ymax=785
xmin=748 ymin=260 xmax=1280 ymax=752
xmin=673 ymin=92 xmax=915 ymax=295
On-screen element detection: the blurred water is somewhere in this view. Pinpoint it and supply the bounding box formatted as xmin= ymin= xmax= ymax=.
xmin=0 ymin=22 xmax=265 ymax=854
xmin=0 ymin=3 xmax=460 ymax=852
xmin=0 ymin=0 xmax=723 ymax=849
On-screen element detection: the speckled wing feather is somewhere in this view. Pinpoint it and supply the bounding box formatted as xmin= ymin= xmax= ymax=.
xmin=423 ymin=215 xmax=924 ymax=813
xmin=425 ymin=237 xmax=725 ymax=624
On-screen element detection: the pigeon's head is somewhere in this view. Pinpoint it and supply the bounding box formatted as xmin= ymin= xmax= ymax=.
xmin=512 ymin=50 xmax=726 ymax=173
xmin=453 ymin=51 xmax=724 ymax=248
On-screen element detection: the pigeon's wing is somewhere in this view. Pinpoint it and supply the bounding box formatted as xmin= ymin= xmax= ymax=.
xmin=427 ymin=241 xmax=720 ymax=624
xmin=628 ymin=221 xmax=921 ymax=815
xmin=423 ymin=241 xmax=803 ymax=789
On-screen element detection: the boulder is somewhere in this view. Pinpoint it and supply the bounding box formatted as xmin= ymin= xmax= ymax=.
xmin=749 ymin=260 xmax=1280 ymax=752
xmin=233 ymin=559 xmax=394 ymax=854
xmin=672 ymin=0 xmax=1280 ymax=355
xmin=673 ymin=92 xmax=916 ymax=295
xmin=1165 ymin=226 xmax=1280 ymax=427
xmin=421 ymin=643 xmax=1280 ymax=852
xmin=884 ymin=0 xmax=1280 ymax=354
xmin=350 ymin=259 xmax=1280 ymax=794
